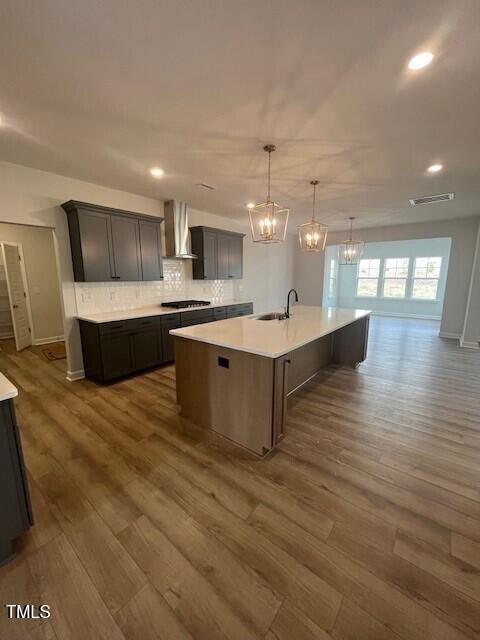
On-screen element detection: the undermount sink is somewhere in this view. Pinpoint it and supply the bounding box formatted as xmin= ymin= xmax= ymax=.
xmin=255 ymin=312 xmax=287 ymax=321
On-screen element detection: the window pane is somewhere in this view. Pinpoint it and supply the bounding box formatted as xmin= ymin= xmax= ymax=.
xmin=427 ymin=257 xmax=441 ymax=278
xmin=412 ymin=279 xmax=438 ymax=299
xmin=415 ymin=257 xmax=441 ymax=279
xmin=385 ymin=258 xmax=409 ymax=278
xmin=357 ymin=278 xmax=378 ymax=297
xmin=358 ymin=259 xmax=380 ymax=278
xmin=383 ymin=278 xmax=407 ymax=298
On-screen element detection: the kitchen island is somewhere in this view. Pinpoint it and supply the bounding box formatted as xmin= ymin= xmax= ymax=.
xmin=171 ymin=305 xmax=370 ymax=456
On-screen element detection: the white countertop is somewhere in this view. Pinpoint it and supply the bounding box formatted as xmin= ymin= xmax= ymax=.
xmin=0 ymin=373 xmax=18 ymax=401
xmin=170 ymin=305 xmax=371 ymax=358
xmin=76 ymin=300 xmax=251 ymax=323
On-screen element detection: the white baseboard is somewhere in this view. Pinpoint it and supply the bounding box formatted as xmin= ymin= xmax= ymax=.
xmin=33 ymin=335 xmax=65 ymax=346
xmin=371 ymin=311 xmax=441 ymax=321
xmin=459 ymin=338 xmax=479 ymax=350
xmin=66 ymin=369 xmax=85 ymax=382
xmin=438 ymin=331 xmax=461 ymax=339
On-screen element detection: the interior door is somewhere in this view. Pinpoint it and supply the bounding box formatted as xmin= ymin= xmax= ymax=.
xmin=2 ymin=244 xmax=31 ymax=351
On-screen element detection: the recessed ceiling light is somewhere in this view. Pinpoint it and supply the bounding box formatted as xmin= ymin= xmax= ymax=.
xmin=408 ymin=52 xmax=434 ymax=70
xmin=247 ymin=202 xmax=255 ymax=209
xmin=427 ymin=163 xmax=443 ymax=173
xmin=150 ymin=167 xmax=164 ymax=178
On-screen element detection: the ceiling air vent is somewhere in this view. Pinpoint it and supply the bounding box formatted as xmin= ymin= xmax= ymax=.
xmin=409 ymin=192 xmax=455 ymax=206
xmin=197 ymin=182 xmax=216 ymax=191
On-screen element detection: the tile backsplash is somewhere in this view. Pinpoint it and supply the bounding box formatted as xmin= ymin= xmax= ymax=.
xmin=75 ymin=259 xmax=237 ymax=315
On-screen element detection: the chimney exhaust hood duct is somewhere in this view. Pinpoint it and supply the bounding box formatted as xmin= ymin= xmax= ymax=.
xmin=164 ymin=200 xmax=197 ymax=259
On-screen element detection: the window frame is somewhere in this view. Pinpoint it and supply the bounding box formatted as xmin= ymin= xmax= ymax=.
xmin=381 ymin=257 xmax=410 ymax=299
xmin=356 ymin=258 xmax=381 ymax=298
xmin=354 ymin=255 xmax=443 ymax=302
xmin=411 ymin=256 xmax=442 ymax=301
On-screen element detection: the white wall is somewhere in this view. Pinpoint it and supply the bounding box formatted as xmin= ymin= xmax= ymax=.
xmin=294 ymin=216 xmax=480 ymax=339
xmin=0 ymin=160 xmax=295 ymax=378
xmin=0 ymin=223 xmax=64 ymax=342
xmin=324 ymin=237 xmax=451 ymax=320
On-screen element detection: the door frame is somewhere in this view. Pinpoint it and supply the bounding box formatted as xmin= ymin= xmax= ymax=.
xmin=0 ymin=242 xmax=35 ymax=345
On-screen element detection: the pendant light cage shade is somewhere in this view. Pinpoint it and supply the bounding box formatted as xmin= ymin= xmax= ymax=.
xmin=248 ymin=144 xmax=289 ymax=243
xmin=249 ymin=201 xmax=289 ymax=243
xmin=338 ymin=239 xmax=365 ymax=265
xmin=298 ymin=220 xmax=328 ymax=252
xmin=298 ymin=180 xmax=328 ymax=252
xmin=338 ymin=217 xmax=364 ymax=265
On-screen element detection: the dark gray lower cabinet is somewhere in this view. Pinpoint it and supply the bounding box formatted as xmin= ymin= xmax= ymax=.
xmin=161 ymin=313 xmax=181 ymax=363
xmin=0 ymin=398 xmax=33 ymax=564
xmin=132 ymin=328 xmax=161 ymax=371
xmin=101 ymin=333 xmax=135 ymax=380
xmin=79 ymin=303 xmax=253 ymax=383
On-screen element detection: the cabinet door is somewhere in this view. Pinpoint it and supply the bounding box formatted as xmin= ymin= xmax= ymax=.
xmin=110 ymin=215 xmax=141 ymax=281
xmin=0 ymin=401 xmax=30 ymax=560
xmin=101 ymin=333 xmax=135 ymax=380
xmin=132 ymin=328 xmax=161 ymax=370
xmin=228 ymin=235 xmax=243 ymax=279
xmin=139 ymin=220 xmax=163 ymax=281
xmin=217 ymin=233 xmax=230 ymax=280
xmin=161 ymin=315 xmax=181 ymax=363
xmin=78 ymin=210 xmax=114 ymax=281
xmin=203 ymin=231 xmax=218 ymax=280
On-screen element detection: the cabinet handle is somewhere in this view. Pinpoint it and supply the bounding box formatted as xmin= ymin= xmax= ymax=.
xmin=111 ymin=276 xmax=120 ymax=280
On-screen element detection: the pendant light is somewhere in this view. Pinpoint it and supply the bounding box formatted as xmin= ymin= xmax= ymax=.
xmin=338 ymin=217 xmax=364 ymax=265
xmin=248 ymin=144 xmax=289 ymax=243
xmin=298 ymin=180 xmax=328 ymax=252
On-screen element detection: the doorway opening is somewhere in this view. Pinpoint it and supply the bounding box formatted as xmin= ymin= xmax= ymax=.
xmin=0 ymin=222 xmax=64 ymax=352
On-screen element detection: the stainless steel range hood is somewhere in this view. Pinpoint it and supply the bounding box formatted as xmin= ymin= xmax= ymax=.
xmin=164 ymin=200 xmax=197 ymax=259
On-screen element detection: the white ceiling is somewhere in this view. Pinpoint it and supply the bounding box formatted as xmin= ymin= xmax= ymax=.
xmin=1 ymin=0 xmax=480 ymax=229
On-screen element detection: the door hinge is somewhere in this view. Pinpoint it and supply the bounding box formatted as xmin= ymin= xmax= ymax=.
xmin=23 ymin=292 xmax=26 ymax=298
xmin=28 ymin=328 xmax=31 ymax=333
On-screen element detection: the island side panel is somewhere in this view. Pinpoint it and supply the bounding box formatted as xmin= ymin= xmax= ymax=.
xmin=174 ymin=336 xmax=275 ymax=456
xmin=286 ymin=334 xmax=334 ymax=395
xmin=331 ymin=315 xmax=369 ymax=367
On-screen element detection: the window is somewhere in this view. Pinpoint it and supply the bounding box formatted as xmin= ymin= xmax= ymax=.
xmin=328 ymin=259 xmax=337 ymax=298
xmin=356 ymin=259 xmax=380 ymax=297
xmin=383 ymin=258 xmax=409 ymax=298
xmin=412 ymin=257 xmax=442 ymax=299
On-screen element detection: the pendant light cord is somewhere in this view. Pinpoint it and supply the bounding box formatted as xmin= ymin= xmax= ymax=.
xmin=267 ymin=149 xmax=271 ymax=202
xmin=312 ymin=182 xmax=316 ymax=222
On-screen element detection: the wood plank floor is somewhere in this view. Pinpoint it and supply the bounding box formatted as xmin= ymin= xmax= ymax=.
xmin=1 ymin=317 xmax=480 ymax=640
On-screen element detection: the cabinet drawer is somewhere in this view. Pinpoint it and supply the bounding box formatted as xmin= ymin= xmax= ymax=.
xmin=180 ymin=309 xmax=214 ymax=326
xmin=161 ymin=313 xmax=181 ymax=327
xmin=129 ymin=316 xmax=160 ymax=331
xmin=226 ymin=303 xmax=253 ymax=318
xmin=99 ymin=320 xmax=135 ymax=335
xmin=213 ymin=306 xmax=227 ymax=320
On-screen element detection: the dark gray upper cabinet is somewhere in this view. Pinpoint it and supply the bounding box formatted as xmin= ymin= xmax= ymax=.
xmin=110 ymin=215 xmax=141 ymax=281
xmin=62 ymin=200 xmax=164 ymax=282
xmin=190 ymin=226 xmax=245 ymax=280
xmin=139 ymin=219 xmax=163 ymax=281
xmin=75 ymin=209 xmax=114 ymax=281
xmin=216 ymin=233 xmax=231 ymax=279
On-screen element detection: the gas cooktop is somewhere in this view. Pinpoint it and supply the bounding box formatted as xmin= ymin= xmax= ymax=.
xmin=161 ymin=300 xmax=211 ymax=309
